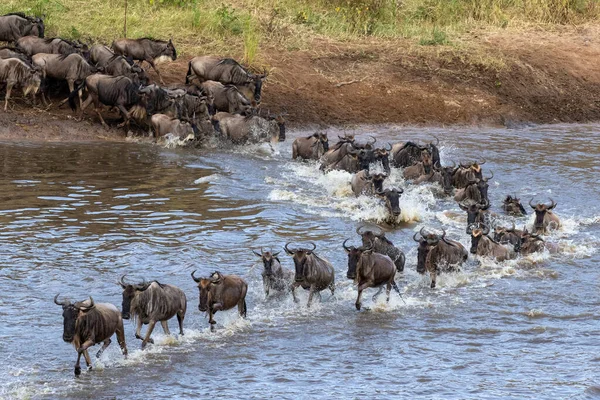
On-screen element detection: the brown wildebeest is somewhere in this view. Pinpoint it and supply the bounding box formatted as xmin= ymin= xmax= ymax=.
xmin=414 ymin=228 xmax=468 ymax=288
xmin=468 ymin=223 xmax=514 ymax=261
xmin=454 ymin=171 xmax=493 ymax=204
xmin=90 ymin=45 xmax=148 ymax=83
xmin=54 ymin=294 xmax=127 ymax=376
xmin=150 ymin=113 xmax=198 ymax=141
xmin=199 ymin=80 xmax=253 ymax=115
xmin=391 ymin=137 xmax=440 ymax=168
xmin=356 ymin=225 xmax=405 ymax=272
xmin=292 ymin=132 xmax=329 ymax=160
xmin=17 ymin=36 xmax=84 ymax=56
xmin=112 ymin=38 xmax=176 ymax=84
xmin=502 ymin=195 xmax=527 ymax=216
xmin=493 ymin=222 xmax=523 ymax=246
xmin=351 ymin=170 xmax=387 ymax=196
xmin=375 ymin=187 xmax=404 ymax=221
xmin=32 ymin=53 xmax=98 ymax=107
xmin=212 ymin=111 xmax=285 ymax=144
xmin=191 ymin=270 xmax=247 ymax=330
xmin=414 ymin=161 xmax=457 ymax=195
xmin=452 ymin=160 xmax=485 ymax=189
xmin=119 ymin=276 xmax=187 ymax=349
xmin=403 ymin=150 xmax=433 ymax=180
xmin=319 ymin=134 xmax=357 ymax=168
xmin=0 ymin=13 xmax=44 ymax=42
xmin=343 ymin=239 xmax=400 ymax=310
xmin=0 ymin=57 xmax=42 ymax=110
xmin=515 ymin=228 xmax=547 ymax=255
xmin=529 ymin=198 xmax=561 ymax=234
xmin=186 ymin=56 xmax=266 ymax=102
xmin=253 ymin=248 xmax=293 ymax=297
xmin=458 ymin=199 xmax=491 ymax=234
xmin=68 ymin=74 xmax=146 ymax=128
xmin=0 ymin=46 xmax=30 ymax=63
xmin=284 ymin=242 xmax=335 ymax=307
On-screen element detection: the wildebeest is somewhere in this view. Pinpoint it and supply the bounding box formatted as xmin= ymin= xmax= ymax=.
xmin=212 ymin=111 xmax=285 ymax=144
xmin=502 ymin=195 xmax=527 ymax=216
xmin=32 ymin=52 xmax=98 ymax=107
xmin=468 ymin=223 xmax=514 ymax=261
xmin=150 ymin=113 xmax=198 ymax=141
xmin=0 ymin=46 xmax=30 ymax=62
xmin=529 ymin=198 xmax=561 ymax=234
xmin=68 ymin=74 xmax=146 ymax=128
xmin=199 ymin=80 xmax=253 ymax=115
xmin=403 ymin=150 xmax=433 ymax=180
xmin=0 ymin=57 xmax=42 ymax=110
xmin=90 ymin=45 xmax=148 ymax=83
xmin=54 ymin=294 xmax=127 ymax=376
xmin=253 ymin=248 xmax=293 ymax=297
xmin=452 ymin=160 xmax=485 ymax=189
xmin=493 ymin=222 xmax=523 ymax=246
xmin=414 ymin=161 xmax=456 ymax=195
xmin=0 ymin=13 xmax=44 ymax=42
xmin=375 ymin=187 xmax=404 ymax=221
xmin=284 ymin=242 xmax=335 ymax=307
xmin=458 ymin=200 xmax=491 ymax=233
xmin=119 ymin=276 xmax=186 ymax=349
xmin=112 ymin=38 xmax=176 ymax=84
xmin=17 ymin=36 xmax=85 ymax=57
xmin=454 ymin=171 xmax=493 ymax=204
xmin=391 ymin=137 xmax=440 ymax=168
xmin=319 ymin=134 xmax=356 ymax=169
xmin=414 ymin=228 xmax=468 ymax=288
xmin=356 ymin=225 xmax=406 ymax=272
xmin=187 ymin=56 xmax=266 ymax=102
xmin=354 ymin=141 xmax=392 ymax=175
xmin=514 ymin=228 xmax=546 ymax=255
xmin=292 ymin=132 xmax=329 ymax=160
xmin=351 ymin=170 xmax=387 ymax=196
xmin=191 ymin=270 xmax=248 ymax=329
xmin=343 ymin=239 xmax=399 ymax=310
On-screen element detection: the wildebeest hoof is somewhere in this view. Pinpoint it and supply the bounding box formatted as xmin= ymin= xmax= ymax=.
xmin=135 ymin=334 xmax=143 ymax=340
xmin=430 ymin=282 xmax=436 ymax=288
xmin=74 ymin=366 xmax=81 ymax=376
xmin=355 ymin=303 xmax=361 ymax=310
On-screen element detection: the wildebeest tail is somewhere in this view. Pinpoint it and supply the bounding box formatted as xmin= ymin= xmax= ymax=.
xmin=391 ymin=280 xmax=401 ymax=294
xmin=185 ymin=61 xmax=192 ymax=84
xmin=68 ymin=80 xmax=86 ymax=111
xmin=241 ymin=300 xmax=247 ymax=318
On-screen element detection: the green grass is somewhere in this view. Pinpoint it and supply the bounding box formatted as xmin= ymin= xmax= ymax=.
xmin=2 ymin=0 xmax=599 ymax=63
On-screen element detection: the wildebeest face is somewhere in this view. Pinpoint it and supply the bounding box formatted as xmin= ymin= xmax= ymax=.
xmin=120 ymin=285 xmax=136 ymax=320
xmin=320 ymin=133 xmax=329 ymax=152
xmin=276 ymin=115 xmax=286 ymax=141
xmin=290 ymin=251 xmax=310 ymax=281
xmin=254 ymin=250 xmax=280 ymax=276
xmin=61 ymin=305 xmax=78 ymax=343
xmin=377 ymin=188 xmax=403 ymax=218
xmin=440 ymin=167 xmax=455 ymax=194
xmin=198 ymin=280 xmax=211 ymax=312
xmin=166 ymin=39 xmax=177 ymax=61
xmin=416 ymin=239 xmax=430 ymax=274
xmin=469 ymin=229 xmax=484 ymax=254
xmin=503 ymin=196 xmax=526 ymax=216
xmin=421 ymin=151 xmax=433 ymax=174
xmin=371 ymin=173 xmax=386 ymax=193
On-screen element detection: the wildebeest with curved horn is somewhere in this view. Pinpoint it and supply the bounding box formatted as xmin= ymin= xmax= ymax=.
xmin=199 ymin=80 xmax=254 ymax=115
xmin=253 ymin=248 xmax=293 ymax=298
xmin=458 ymin=199 xmax=491 ymax=233
xmin=356 ymin=225 xmax=406 ymax=272
xmin=90 ymin=45 xmax=148 ymax=83
xmin=119 ymin=276 xmax=187 ymax=349
xmin=212 ymin=111 xmax=285 ymax=144
xmin=0 ymin=13 xmax=44 ymax=42
xmin=454 ymin=171 xmax=493 ymax=204
xmin=187 ymin=56 xmax=266 ymax=102
xmin=54 ymin=294 xmax=127 ymax=375
xmin=191 ymin=270 xmax=248 ymax=330
xmin=343 ymin=239 xmax=400 ymax=310
xmin=351 ymin=170 xmax=387 ymax=196
xmin=17 ymin=36 xmax=85 ymax=57
xmin=319 ymin=134 xmax=356 ymax=169
xmin=414 ymin=228 xmax=468 ymax=288
xmin=112 ymin=38 xmax=176 ymax=84
xmin=452 ymin=160 xmax=485 ymax=189
xmin=468 ymin=223 xmax=514 ymax=261
xmin=514 ymin=228 xmax=546 ymax=255
xmin=292 ymin=132 xmax=329 ymax=160
xmin=529 ymin=198 xmax=561 ymax=234
xmin=284 ymin=242 xmax=335 ymax=307
xmin=503 ymin=195 xmax=527 ymax=216
xmin=0 ymin=57 xmax=42 ymax=110
xmin=403 ymin=150 xmax=433 ymax=180
xmin=375 ymin=187 xmax=404 ymax=221
xmin=414 ymin=161 xmax=457 ymax=195
xmin=493 ymin=222 xmax=523 ymax=247
xmin=391 ymin=137 xmax=440 ymax=168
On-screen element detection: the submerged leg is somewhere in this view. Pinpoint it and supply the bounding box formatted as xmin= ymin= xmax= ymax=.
xmin=176 ymin=311 xmax=185 ymax=336
xmin=96 ymin=338 xmax=111 ymax=358
xmin=141 ymin=320 xmax=157 ymax=349
xmin=160 ymin=320 xmax=171 ymax=335
xmin=371 ymin=287 xmax=383 ymax=302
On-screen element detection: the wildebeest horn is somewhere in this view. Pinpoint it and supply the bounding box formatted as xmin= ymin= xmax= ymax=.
xmin=430 ymin=135 xmax=439 ymax=146
xmin=252 ymin=249 xmax=262 ymax=257
xmin=440 ymin=228 xmax=446 ymax=241
xmin=419 ymin=227 xmax=428 ymax=237
xmin=307 ymin=242 xmax=316 ymax=252
xmin=484 ymin=170 xmax=494 ymax=181
xmin=547 ymin=198 xmax=557 ymax=210
xmin=54 ymin=293 xmax=67 ymax=306
xmin=458 ymin=202 xmax=469 ymax=211
xmin=119 ymin=274 xmax=128 ymax=288
xmin=479 ymin=158 xmax=486 ymax=165
xmin=368 ymin=136 xmax=376 ymax=145
xmin=385 ymin=143 xmax=392 ymax=151
xmin=284 ymin=242 xmax=294 ymax=254
xmin=413 ymin=231 xmax=421 ymax=242
xmin=356 ymin=224 xmax=367 ymax=236
xmin=529 ymin=198 xmax=536 ymax=209
xmin=342 ymin=238 xmax=352 ymax=252
xmin=191 ymin=270 xmax=201 ymax=283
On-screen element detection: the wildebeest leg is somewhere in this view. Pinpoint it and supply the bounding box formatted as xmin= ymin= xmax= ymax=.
xmin=307 ymin=284 xmax=316 ymax=307
xmin=356 ymin=282 xmax=373 ymax=310
xmin=386 ymin=282 xmax=392 ymax=303
xmin=160 ymin=320 xmax=171 ymax=335
xmin=176 ymin=311 xmax=185 ymax=335
xmin=82 ymin=350 xmax=92 ymax=371
xmin=141 ymin=320 xmax=157 ymax=349
xmin=134 ymin=318 xmax=144 ymax=340
xmin=79 ymin=95 xmax=93 ymax=119
xmin=58 ymin=80 xmax=75 ymax=108
xmin=429 ymin=267 xmax=437 ymax=289
xmin=76 ymin=338 xmax=95 ymax=373
xmin=4 ymin=82 xmax=13 ymax=111
xmin=74 ymin=351 xmax=83 ymax=375
xmin=371 ymin=287 xmax=383 ymax=302
xmin=96 ymin=338 xmax=111 ymax=358
xmin=116 ymin=104 xmax=131 ymax=128
xmin=146 ymin=58 xmax=165 ymax=84
xmin=238 ymin=299 xmax=247 ymax=318
xmin=391 ymin=280 xmax=401 ymax=295
xmin=291 ymin=282 xmax=300 ymax=303
xmin=329 ymin=282 xmax=335 ymax=297
xmin=116 ymin=323 xmax=128 ymax=357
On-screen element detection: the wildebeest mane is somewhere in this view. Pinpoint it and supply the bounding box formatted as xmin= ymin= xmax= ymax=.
xmin=56 ymin=53 xmax=70 ymax=61
xmin=218 ymin=58 xmax=243 ymax=67
xmin=3 ymin=12 xmax=30 ymax=19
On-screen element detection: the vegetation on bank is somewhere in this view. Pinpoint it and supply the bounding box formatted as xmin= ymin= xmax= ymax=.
xmin=1 ymin=0 xmax=599 ymax=63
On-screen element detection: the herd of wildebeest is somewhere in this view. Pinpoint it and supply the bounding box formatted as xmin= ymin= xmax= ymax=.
xmin=1 ymin=12 xmax=564 ymax=376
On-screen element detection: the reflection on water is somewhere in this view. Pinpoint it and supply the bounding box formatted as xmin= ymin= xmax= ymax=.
xmin=0 ymin=123 xmax=599 ymax=399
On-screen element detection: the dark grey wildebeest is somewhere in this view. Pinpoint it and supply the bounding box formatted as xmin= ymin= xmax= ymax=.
xmin=150 ymin=113 xmax=198 ymax=142
xmin=186 ymin=56 xmax=266 ymax=102
xmin=403 ymin=150 xmax=433 ymax=180
xmin=17 ymin=36 xmax=84 ymax=56
xmin=493 ymin=222 xmax=523 ymax=247
xmin=375 ymin=187 xmax=404 ymax=222
xmin=253 ymin=248 xmax=294 ymax=298
xmin=391 ymin=138 xmax=440 ymax=168
xmin=351 ymin=170 xmax=387 ymax=196
xmin=343 ymin=239 xmax=400 ymax=310
xmin=112 ymin=38 xmax=176 ymax=84
xmin=292 ymin=132 xmax=329 ymax=160
xmin=199 ymin=80 xmax=253 ymax=115
xmin=68 ymin=74 xmax=146 ymax=128
xmin=0 ymin=46 xmax=30 ymax=62
xmin=32 ymin=52 xmax=97 ymax=107
xmin=119 ymin=276 xmax=187 ymax=349
xmin=191 ymin=270 xmax=248 ymax=330
xmin=54 ymin=294 xmax=128 ymax=376
xmin=529 ymin=199 xmax=561 ymax=234
xmin=0 ymin=13 xmax=44 ymax=42
xmin=89 ymin=45 xmax=148 ymax=83
xmin=414 ymin=161 xmax=457 ymax=195
xmin=454 ymin=171 xmax=493 ymax=204
xmin=468 ymin=223 xmax=515 ymax=261
xmin=514 ymin=229 xmax=547 ymax=255
xmin=284 ymin=242 xmax=335 ymax=307
xmin=452 ymin=160 xmax=485 ymax=189
xmin=414 ymin=228 xmax=468 ymax=288
xmin=356 ymin=225 xmax=405 ymax=272
xmin=502 ymin=195 xmax=527 ymax=216
xmin=212 ymin=111 xmax=285 ymax=144
xmin=458 ymin=200 xmax=491 ymax=233
xmin=0 ymin=57 xmax=42 ymax=110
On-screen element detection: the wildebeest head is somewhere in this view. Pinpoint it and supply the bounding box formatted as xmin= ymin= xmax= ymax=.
xmin=413 ymin=228 xmax=439 ymax=274
xmin=478 ymin=171 xmax=493 ymax=202
xmin=515 ymin=228 xmax=545 ymax=254
xmin=343 ymin=239 xmax=373 ymax=280
xmin=468 ymin=223 xmax=490 ymax=254
xmin=459 ymin=199 xmax=490 ymax=232
xmin=376 ymin=188 xmax=403 ymax=218
xmin=284 ymin=242 xmax=316 ymax=282
xmin=30 ymin=17 xmax=45 ymax=38
xmin=248 ymin=71 xmax=267 ymax=102
xmin=529 ymin=198 xmax=557 ymax=233
xmin=435 ymin=161 xmax=456 ymax=194
xmin=118 ymin=275 xmax=151 ymax=320
xmin=428 ymin=136 xmax=441 ymax=166
xmin=274 ymin=114 xmax=285 ymax=141
xmin=160 ymin=39 xmax=177 ymax=62
xmin=493 ymin=222 xmax=518 ymax=244
xmin=54 ymin=294 xmax=95 ymax=343
xmin=503 ymin=195 xmax=527 ymax=216
xmin=356 ymin=224 xmax=391 ymax=248
xmin=421 ymin=150 xmax=433 ymax=174
xmin=24 ymin=67 xmax=42 ymax=96
xmin=319 ymin=132 xmax=329 ymax=152
xmin=371 ymin=143 xmax=392 ymax=174
xmin=253 ymin=248 xmax=281 ymax=276
xmin=191 ymin=270 xmax=223 ymax=312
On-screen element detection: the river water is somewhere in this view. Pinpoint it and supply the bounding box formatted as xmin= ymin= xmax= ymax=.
xmin=0 ymin=124 xmax=599 ymax=399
